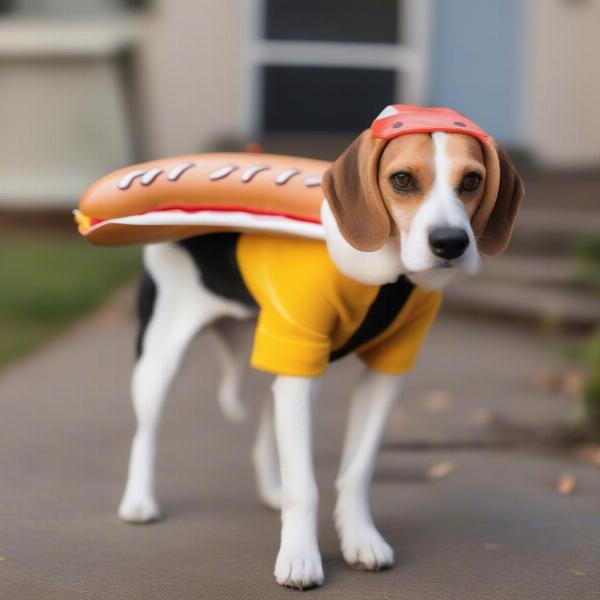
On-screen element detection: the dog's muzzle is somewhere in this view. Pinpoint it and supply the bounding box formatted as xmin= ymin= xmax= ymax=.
xmin=428 ymin=227 xmax=469 ymax=260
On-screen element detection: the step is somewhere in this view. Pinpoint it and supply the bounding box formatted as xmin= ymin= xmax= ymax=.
xmin=443 ymin=279 xmax=600 ymax=329
xmin=480 ymin=254 xmax=580 ymax=287
xmin=509 ymin=208 xmax=600 ymax=255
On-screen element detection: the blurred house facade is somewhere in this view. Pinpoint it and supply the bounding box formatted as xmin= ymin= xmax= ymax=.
xmin=140 ymin=0 xmax=600 ymax=166
xmin=0 ymin=0 xmax=599 ymax=209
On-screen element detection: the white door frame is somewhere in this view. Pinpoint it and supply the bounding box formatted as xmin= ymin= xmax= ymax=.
xmin=240 ymin=0 xmax=433 ymax=137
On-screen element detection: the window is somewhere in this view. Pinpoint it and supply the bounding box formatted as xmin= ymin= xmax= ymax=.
xmin=242 ymin=0 xmax=432 ymax=136
xmin=265 ymin=0 xmax=401 ymax=44
xmin=263 ymin=66 xmax=397 ymax=133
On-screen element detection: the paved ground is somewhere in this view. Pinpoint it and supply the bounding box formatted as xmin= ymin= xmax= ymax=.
xmin=1 ymin=290 xmax=599 ymax=599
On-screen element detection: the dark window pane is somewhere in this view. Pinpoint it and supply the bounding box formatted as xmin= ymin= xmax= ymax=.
xmin=265 ymin=0 xmax=401 ymax=44
xmin=262 ymin=66 xmax=397 ymax=134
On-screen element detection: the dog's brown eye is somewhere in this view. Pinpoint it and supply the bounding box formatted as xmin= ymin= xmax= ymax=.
xmin=391 ymin=171 xmax=414 ymax=192
xmin=461 ymin=172 xmax=482 ymax=192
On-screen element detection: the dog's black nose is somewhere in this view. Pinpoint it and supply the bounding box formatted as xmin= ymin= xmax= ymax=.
xmin=428 ymin=227 xmax=469 ymax=260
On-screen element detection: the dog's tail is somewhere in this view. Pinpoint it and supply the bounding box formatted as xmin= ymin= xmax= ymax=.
xmin=213 ymin=323 xmax=247 ymax=424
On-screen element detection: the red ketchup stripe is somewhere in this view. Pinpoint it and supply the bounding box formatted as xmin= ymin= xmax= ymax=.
xmin=89 ymin=205 xmax=323 ymax=227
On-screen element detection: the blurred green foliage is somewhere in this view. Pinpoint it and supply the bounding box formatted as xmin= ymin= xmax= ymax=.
xmin=574 ymin=234 xmax=600 ymax=292
xmin=580 ymin=331 xmax=600 ymax=440
xmin=572 ymin=233 xmax=600 ymax=439
xmin=0 ymin=234 xmax=140 ymax=367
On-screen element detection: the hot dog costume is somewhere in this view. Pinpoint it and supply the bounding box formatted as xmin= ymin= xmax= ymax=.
xmin=76 ymin=105 xmax=494 ymax=376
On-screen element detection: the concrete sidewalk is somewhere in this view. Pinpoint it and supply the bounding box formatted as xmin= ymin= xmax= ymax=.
xmin=1 ymin=293 xmax=599 ymax=599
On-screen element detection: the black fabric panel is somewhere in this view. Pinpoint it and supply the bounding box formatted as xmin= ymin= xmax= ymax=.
xmin=135 ymin=269 xmax=157 ymax=358
xmin=330 ymin=276 xmax=415 ymax=362
xmin=177 ymin=233 xmax=258 ymax=309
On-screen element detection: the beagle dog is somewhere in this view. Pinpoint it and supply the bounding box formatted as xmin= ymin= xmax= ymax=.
xmin=78 ymin=105 xmax=524 ymax=589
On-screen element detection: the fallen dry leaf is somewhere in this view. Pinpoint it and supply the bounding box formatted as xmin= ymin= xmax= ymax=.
xmin=472 ymin=407 xmax=494 ymax=427
xmin=422 ymin=390 xmax=454 ymax=413
xmin=386 ymin=407 xmax=407 ymax=437
xmin=556 ymin=473 xmax=576 ymax=495
xmin=573 ymin=445 xmax=600 ymax=468
xmin=531 ymin=368 xmax=585 ymax=397
xmin=531 ymin=369 xmax=561 ymax=393
xmin=428 ymin=461 xmax=456 ymax=480
xmin=561 ymin=368 xmax=585 ymax=397
xmin=569 ymin=568 xmax=586 ymax=577
xmin=97 ymin=308 xmax=128 ymax=328
xmin=484 ymin=543 xmax=500 ymax=551
xmin=562 ymin=369 xmax=585 ymax=396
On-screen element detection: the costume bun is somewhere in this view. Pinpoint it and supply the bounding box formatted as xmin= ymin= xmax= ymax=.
xmin=75 ymin=153 xmax=329 ymax=245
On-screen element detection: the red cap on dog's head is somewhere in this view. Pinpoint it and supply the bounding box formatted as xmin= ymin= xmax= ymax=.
xmin=371 ymin=104 xmax=491 ymax=143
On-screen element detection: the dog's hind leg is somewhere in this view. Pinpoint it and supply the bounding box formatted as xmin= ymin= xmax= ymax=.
xmin=119 ymin=243 xmax=238 ymax=524
xmin=335 ymin=369 xmax=403 ymax=571
xmin=212 ymin=318 xmax=282 ymax=509
xmin=253 ymin=397 xmax=282 ymax=510
xmin=212 ymin=318 xmax=250 ymax=424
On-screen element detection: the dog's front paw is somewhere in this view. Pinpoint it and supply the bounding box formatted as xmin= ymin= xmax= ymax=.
xmin=340 ymin=527 xmax=394 ymax=571
xmin=274 ymin=548 xmax=324 ymax=589
xmin=118 ymin=495 xmax=161 ymax=524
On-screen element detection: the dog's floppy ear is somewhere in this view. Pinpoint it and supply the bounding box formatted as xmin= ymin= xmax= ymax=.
xmin=473 ymin=142 xmax=525 ymax=256
xmin=322 ymin=130 xmax=391 ymax=252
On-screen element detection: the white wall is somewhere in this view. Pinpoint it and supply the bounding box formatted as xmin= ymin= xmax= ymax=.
xmin=0 ymin=19 xmax=138 ymax=208
xmin=137 ymin=0 xmax=244 ymax=158
xmin=83 ymin=0 xmax=600 ymax=168
xmin=524 ymin=0 xmax=600 ymax=167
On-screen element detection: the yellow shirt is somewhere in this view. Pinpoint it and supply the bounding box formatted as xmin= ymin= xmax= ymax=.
xmin=236 ymin=234 xmax=441 ymax=377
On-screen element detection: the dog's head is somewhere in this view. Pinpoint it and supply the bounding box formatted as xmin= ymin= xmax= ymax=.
xmin=321 ymin=105 xmax=524 ymax=288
